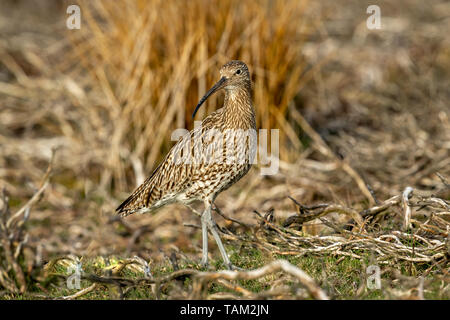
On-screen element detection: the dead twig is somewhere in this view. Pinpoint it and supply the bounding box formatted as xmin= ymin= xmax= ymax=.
xmin=191 ymin=259 xmax=329 ymax=300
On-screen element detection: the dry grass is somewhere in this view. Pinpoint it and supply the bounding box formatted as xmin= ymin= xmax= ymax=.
xmin=0 ymin=0 xmax=449 ymax=299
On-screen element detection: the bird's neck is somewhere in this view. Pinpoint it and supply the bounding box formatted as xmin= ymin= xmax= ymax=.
xmin=223 ymin=85 xmax=255 ymax=129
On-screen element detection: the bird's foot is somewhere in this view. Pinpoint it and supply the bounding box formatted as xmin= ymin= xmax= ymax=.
xmin=200 ymin=259 xmax=209 ymax=270
xmin=226 ymin=263 xmax=244 ymax=271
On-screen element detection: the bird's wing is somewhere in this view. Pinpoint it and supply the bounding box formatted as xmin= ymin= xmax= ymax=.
xmin=115 ymin=137 xmax=190 ymax=217
xmin=116 ymin=113 xmax=220 ymax=217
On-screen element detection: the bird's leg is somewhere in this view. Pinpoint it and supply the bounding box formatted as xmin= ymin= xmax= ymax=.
xmin=200 ymin=209 xmax=209 ymax=268
xmin=184 ymin=203 xmax=209 ymax=267
xmin=204 ymin=203 xmax=233 ymax=269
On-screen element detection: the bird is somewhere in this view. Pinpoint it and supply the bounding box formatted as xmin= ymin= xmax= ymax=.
xmin=116 ymin=60 xmax=256 ymax=270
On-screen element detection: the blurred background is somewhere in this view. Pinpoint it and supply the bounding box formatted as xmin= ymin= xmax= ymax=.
xmin=0 ymin=0 xmax=449 ymax=298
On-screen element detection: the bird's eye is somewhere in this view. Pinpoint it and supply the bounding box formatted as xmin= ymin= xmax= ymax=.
xmin=236 ymin=69 xmax=241 ymax=75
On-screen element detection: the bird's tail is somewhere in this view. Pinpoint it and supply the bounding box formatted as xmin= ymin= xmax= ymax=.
xmin=116 ymin=175 xmax=155 ymax=218
xmin=115 ymin=191 xmax=140 ymax=217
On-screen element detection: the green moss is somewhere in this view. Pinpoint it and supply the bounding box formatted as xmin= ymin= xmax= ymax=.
xmin=2 ymin=245 xmax=448 ymax=300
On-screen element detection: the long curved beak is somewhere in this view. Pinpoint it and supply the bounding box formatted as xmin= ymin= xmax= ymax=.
xmin=192 ymin=76 xmax=227 ymax=119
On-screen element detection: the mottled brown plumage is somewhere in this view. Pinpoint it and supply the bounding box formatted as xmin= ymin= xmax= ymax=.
xmin=116 ymin=61 xmax=255 ymax=269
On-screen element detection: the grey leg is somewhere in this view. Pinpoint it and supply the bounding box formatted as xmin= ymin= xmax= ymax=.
xmin=200 ymin=210 xmax=209 ymax=267
xmin=204 ymin=203 xmax=232 ymax=269
xmin=184 ymin=203 xmax=208 ymax=267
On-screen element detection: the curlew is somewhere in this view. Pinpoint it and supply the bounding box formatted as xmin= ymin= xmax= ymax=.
xmin=116 ymin=60 xmax=256 ymax=269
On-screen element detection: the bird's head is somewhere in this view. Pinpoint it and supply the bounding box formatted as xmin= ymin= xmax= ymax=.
xmin=192 ymin=60 xmax=250 ymax=118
